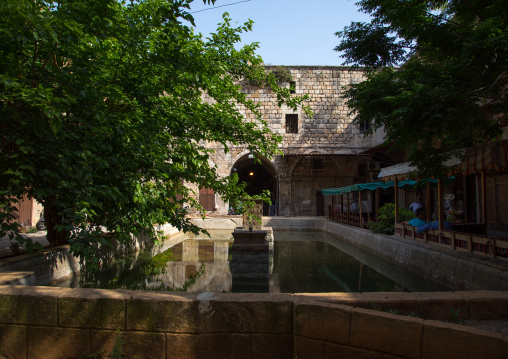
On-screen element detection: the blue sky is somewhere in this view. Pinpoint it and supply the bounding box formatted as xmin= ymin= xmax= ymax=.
xmin=188 ymin=0 xmax=372 ymax=66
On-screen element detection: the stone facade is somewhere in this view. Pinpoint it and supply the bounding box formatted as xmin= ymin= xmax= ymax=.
xmin=196 ymin=66 xmax=393 ymax=216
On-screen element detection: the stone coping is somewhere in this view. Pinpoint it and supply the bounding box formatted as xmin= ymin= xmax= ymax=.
xmin=0 ymin=287 xmax=507 ymax=358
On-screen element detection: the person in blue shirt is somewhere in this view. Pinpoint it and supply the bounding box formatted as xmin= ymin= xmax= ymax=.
xmin=268 ymin=202 xmax=277 ymax=216
xmin=407 ymin=208 xmax=427 ymax=227
xmin=416 ymin=220 xmax=453 ymax=234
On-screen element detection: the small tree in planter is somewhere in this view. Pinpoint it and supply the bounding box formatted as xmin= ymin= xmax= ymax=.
xmin=368 ymin=203 xmax=415 ymax=235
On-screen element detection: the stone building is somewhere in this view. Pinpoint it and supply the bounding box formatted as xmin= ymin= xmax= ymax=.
xmin=193 ymin=66 xmax=400 ymax=217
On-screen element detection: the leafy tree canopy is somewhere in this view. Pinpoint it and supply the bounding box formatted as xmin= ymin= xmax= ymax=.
xmin=335 ymin=0 xmax=507 ymax=178
xmin=0 ymin=0 xmax=309 ymax=265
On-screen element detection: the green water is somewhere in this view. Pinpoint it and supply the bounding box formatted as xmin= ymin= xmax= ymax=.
xmin=50 ymin=230 xmax=451 ymax=293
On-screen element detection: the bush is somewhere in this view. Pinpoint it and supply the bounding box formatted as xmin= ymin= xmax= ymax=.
xmin=271 ymin=66 xmax=293 ymax=83
xmin=368 ymin=203 xmax=415 ymax=235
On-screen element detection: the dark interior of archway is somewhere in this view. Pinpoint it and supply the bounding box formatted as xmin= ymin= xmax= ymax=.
xmin=232 ymin=159 xmax=276 ymax=215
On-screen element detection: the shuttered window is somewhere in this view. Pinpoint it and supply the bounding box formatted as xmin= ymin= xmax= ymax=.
xmin=285 ymin=114 xmax=298 ymax=133
xmin=199 ymin=188 xmax=215 ymax=211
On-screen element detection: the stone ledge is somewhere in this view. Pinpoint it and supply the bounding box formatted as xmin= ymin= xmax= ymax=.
xmin=0 ymin=271 xmax=36 ymax=285
xmin=0 ymin=287 xmax=507 ymax=358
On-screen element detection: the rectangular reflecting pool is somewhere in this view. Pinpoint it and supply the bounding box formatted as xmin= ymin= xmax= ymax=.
xmin=50 ymin=230 xmax=451 ymax=293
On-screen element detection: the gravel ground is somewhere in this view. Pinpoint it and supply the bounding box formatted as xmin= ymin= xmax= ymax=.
xmin=463 ymin=320 xmax=508 ymax=335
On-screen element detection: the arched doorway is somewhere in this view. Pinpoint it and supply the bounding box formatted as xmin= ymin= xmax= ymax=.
xmin=232 ymin=155 xmax=278 ymax=216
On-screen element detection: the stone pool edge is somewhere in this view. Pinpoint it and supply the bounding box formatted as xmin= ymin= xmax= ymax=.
xmin=1 ymin=217 xmax=508 ymax=291
xmin=264 ymin=216 xmax=508 ymax=291
xmin=0 ymin=287 xmax=507 ymax=358
xmin=0 ymin=217 xmax=508 ymax=358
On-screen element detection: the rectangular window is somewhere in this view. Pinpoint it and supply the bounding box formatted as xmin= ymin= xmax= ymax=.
xmin=199 ymin=188 xmax=215 ymax=211
xmin=285 ymin=114 xmax=298 ymax=134
xmin=359 ymin=119 xmax=371 ymax=134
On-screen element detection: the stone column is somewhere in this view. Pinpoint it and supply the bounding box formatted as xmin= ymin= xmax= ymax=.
xmin=278 ymin=175 xmax=292 ymax=216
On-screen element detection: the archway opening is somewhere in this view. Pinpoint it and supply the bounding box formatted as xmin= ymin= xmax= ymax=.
xmin=232 ymin=155 xmax=278 ymax=215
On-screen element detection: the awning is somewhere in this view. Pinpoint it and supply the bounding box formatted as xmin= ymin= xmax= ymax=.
xmin=378 ymin=154 xmax=463 ymax=182
xmin=377 ymin=140 xmax=508 ymax=182
xmin=398 ymin=177 xmax=455 ymax=190
xmin=447 ymin=139 xmax=508 ymax=176
xmin=322 ymin=181 xmax=394 ymax=196
xmin=322 ymin=177 xmax=454 ymax=196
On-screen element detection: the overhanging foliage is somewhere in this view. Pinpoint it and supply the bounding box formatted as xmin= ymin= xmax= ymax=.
xmin=335 ymin=0 xmax=507 ymax=179
xmin=0 ymin=0 xmax=309 ymax=266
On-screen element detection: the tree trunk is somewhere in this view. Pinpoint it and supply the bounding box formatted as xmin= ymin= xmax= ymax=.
xmin=44 ymin=204 xmax=68 ymax=246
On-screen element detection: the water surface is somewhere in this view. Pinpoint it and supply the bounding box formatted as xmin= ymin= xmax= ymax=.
xmin=51 ymin=230 xmax=451 ymax=293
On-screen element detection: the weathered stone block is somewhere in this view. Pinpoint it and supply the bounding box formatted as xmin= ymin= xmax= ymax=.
xmin=422 ymin=320 xmax=507 ymax=359
xmin=27 ymin=326 xmax=90 ymax=359
xmin=121 ymin=331 xmax=165 ymax=359
xmin=471 ymin=264 xmax=503 ymax=290
xmin=92 ymin=330 xmax=165 ymax=358
xmin=165 ymin=333 xmax=250 ymax=359
xmin=58 ymin=288 xmax=127 ymax=329
xmin=363 ymin=292 xmax=418 ymax=315
xmin=350 ymin=308 xmax=422 ymax=358
xmin=414 ymin=247 xmax=430 ymax=265
xmin=202 ymin=293 xmax=293 ymax=334
xmin=500 ymin=270 xmax=508 ymax=291
xmin=90 ymin=329 xmax=121 ymax=355
xmin=0 ymin=324 xmax=27 ymax=358
xmin=294 ymin=302 xmax=350 ymax=344
xmin=458 ymin=290 xmax=508 ymax=319
xmin=414 ymin=291 xmax=466 ymax=320
xmin=251 ymin=334 xmax=292 ymax=359
xmin=0 ymin=286 xmax=58 ymax=326
xmin=437 ymin=255 xmax=458 ymax=276
xmin=325 ymin=342 xmax=383 ymax=359
xmin=126 ymin=291 xmax=204 ymax=333
xmin=294 ymin=292 xmax=367 ymax=308
xmin=294 ymin=336 xmax=325 ymax=359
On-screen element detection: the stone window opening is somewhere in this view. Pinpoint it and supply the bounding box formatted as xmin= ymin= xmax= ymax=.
xmin=313 ymin=159 xmax=324 ymax=170
xmin=286 ymin=114 xmax=298 ymax=134
xmin=358 ymin=117 xmax=371 ymax=134
xmin=199 ymin=188 xmax=215 ymax=211
xmin=289 ymin=81 xmax=296 ymax=94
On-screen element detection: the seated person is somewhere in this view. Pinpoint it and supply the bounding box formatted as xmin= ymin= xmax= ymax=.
xmin=416 ymin=220 xmax=453 ymax=234
xmin=409 ymin=197 xmax=424 ymax=213
xmin=407 ymin=208 xmax=427 ymax=227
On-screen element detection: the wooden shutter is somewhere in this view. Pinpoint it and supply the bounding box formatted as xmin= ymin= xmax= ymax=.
xmin=199 ymin=188 xmax=215 ymax=211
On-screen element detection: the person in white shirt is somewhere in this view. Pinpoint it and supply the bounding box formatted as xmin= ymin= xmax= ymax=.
xmin=409 ymin=197 xmax=424 ymax=213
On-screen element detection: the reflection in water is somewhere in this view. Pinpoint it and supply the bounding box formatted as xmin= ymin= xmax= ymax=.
xmin=51 ymin=231 xmax=451 ymax=293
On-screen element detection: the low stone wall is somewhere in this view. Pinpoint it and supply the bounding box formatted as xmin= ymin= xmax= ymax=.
xmin=323 ymin=221 xmax=508 ymax=291
xmin=263 ymin=217 xmax=508 ymax=291
xmin=2 ymin=217 xmax=508 ymax=358
xmin=0 ymin=227 xmax=187 ymax=286
xmin=191 ymin=216 xmax=244 ymax=230
xmin=0 ymin=287 xmax=507 ymax=359
xmin=263 ymin=216 xmax=326 ymax=231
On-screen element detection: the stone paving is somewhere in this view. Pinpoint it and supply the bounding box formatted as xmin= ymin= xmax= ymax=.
xmin=0 ymin=231 xmax=49 ymax=259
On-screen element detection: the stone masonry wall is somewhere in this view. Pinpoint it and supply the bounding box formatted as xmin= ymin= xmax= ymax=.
xmin=0 ymin=287 xmax=507 ymax=359
xmin=199 ymin=66 xmax=387 ymax=217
